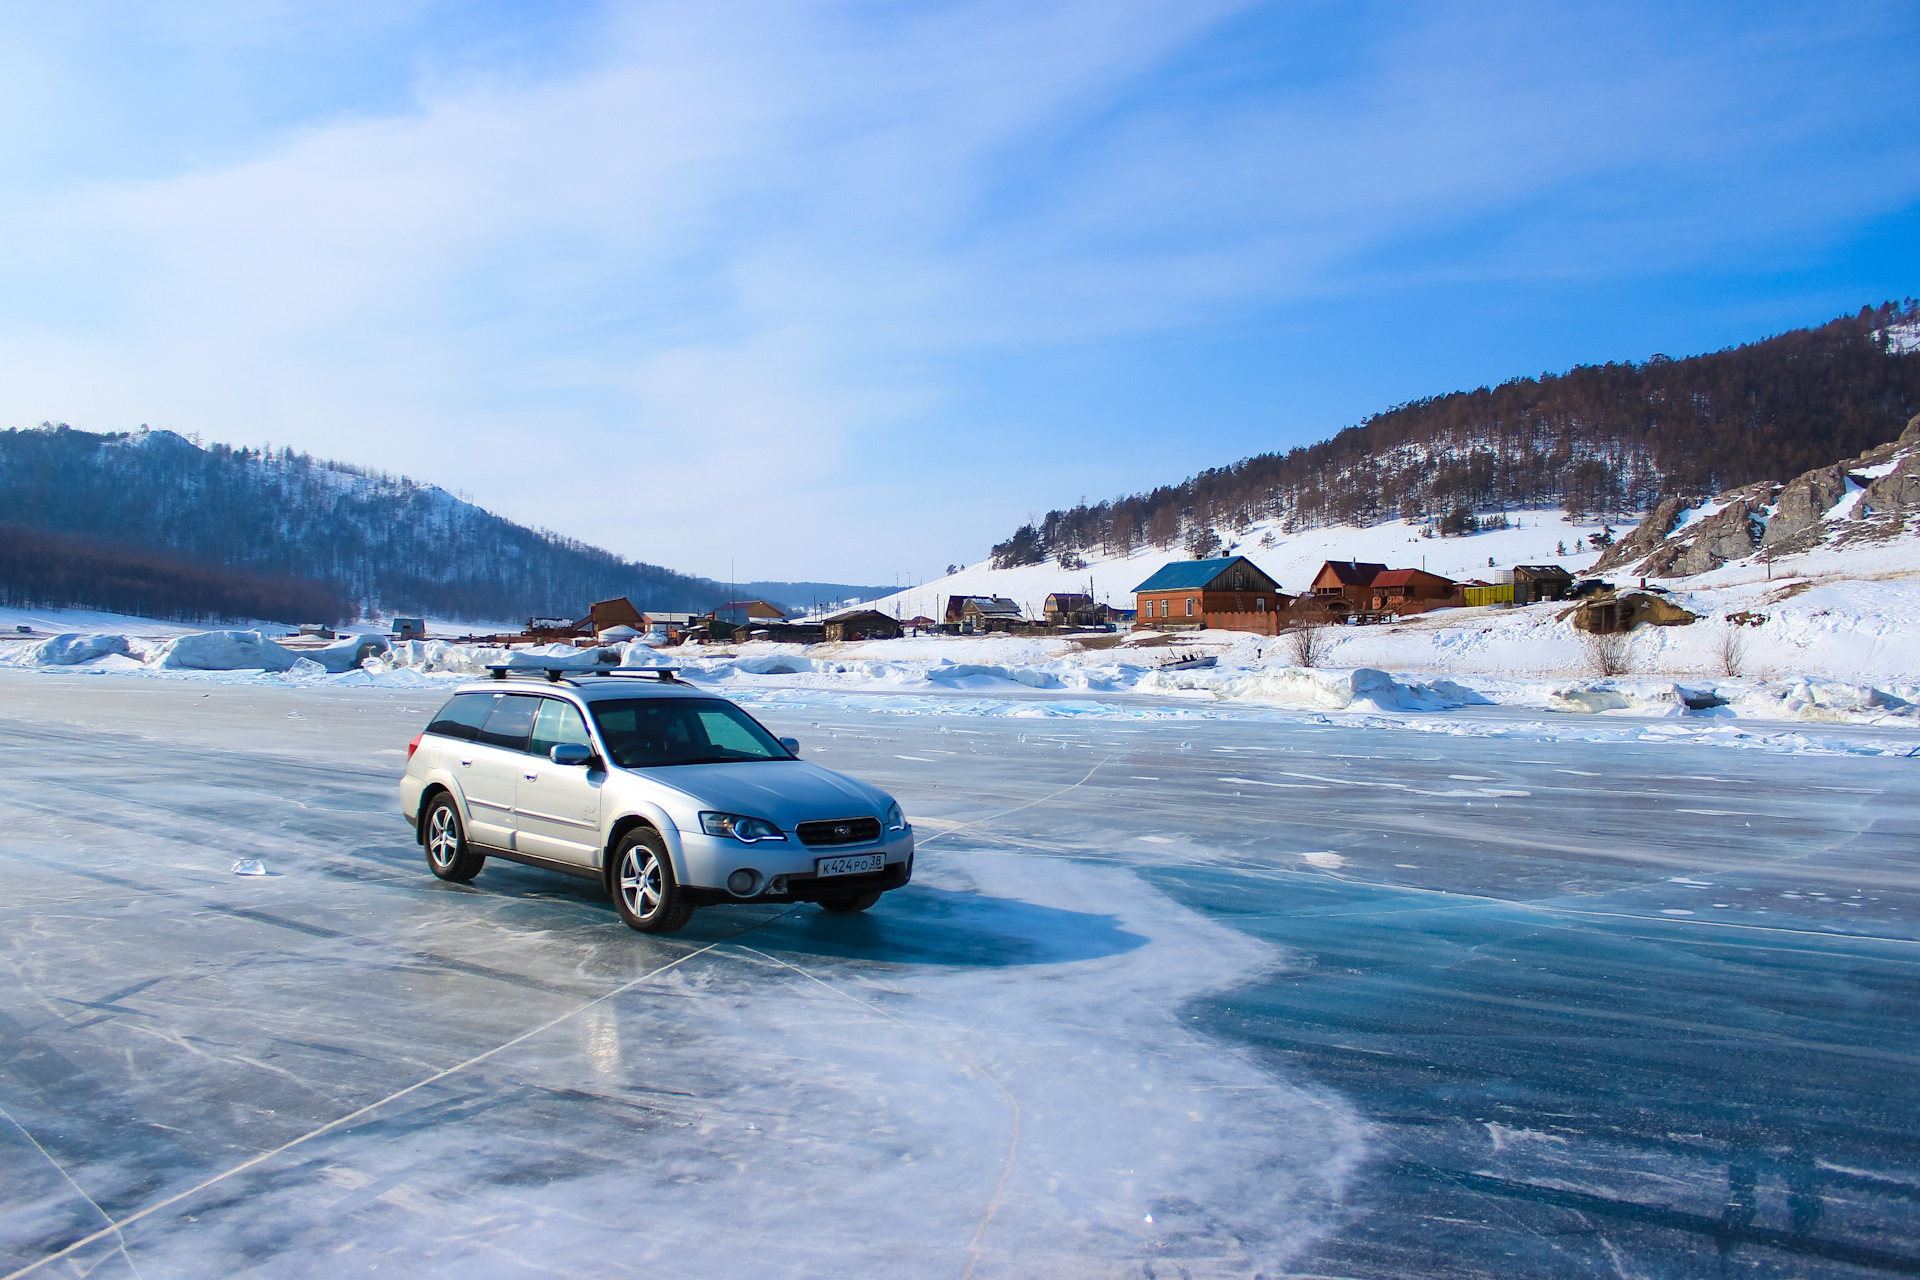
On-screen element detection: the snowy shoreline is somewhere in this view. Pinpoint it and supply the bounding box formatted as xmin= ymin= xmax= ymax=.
xmin=5 ymin=552 xmax=1916 ymax=760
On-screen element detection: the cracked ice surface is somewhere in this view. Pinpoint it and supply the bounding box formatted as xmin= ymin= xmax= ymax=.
xmin=0 ymin=672 xmax=1361 ymax=1279
xmin=3 ymin=669 xmax=1919 ymax=1278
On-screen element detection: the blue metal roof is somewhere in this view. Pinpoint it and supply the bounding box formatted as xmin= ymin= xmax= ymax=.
xmin=1132 ymin=556 xmax=1246 ymax=593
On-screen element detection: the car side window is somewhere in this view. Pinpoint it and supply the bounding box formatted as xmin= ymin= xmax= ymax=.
xmin=475 ymin=694 xmax=542 ymax=752
xmin=426 ymin=692 xmax=498 ymax=741
xmin=529 ymin=700 xmax=592 ymax=759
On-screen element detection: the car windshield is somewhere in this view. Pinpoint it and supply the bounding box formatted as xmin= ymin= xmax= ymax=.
xmin=589 ymin=697 xmax=792 ymax=768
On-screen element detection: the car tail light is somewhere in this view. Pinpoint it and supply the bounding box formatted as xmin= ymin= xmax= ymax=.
xmin=407 ymin=733 xmax=422 ymax=761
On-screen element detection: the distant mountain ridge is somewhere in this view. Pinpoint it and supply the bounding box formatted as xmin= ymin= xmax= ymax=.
xmin=0 ymin=426 xmax=884 ymax=622
xmin=990 ymin=302 xmax=1920 ymax=569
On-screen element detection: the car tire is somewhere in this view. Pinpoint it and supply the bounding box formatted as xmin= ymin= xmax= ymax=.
xmin=818 ymin=890 xmax=882 ymax=914
xmin=423 ymin=794 xmax=486 ymax=883
xmin=611 ymin=828 xmax=693 ymax=934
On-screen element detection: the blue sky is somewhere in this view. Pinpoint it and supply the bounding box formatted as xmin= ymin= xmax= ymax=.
xmin=0 ymin=1 xmax=1914 ymax=583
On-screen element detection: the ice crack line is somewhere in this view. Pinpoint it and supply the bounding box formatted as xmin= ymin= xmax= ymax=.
xmin=730 ymin=944 xmax=1020 ymax=1280
xmin=0 ymin=1104 xmax=143 ymax=1279
xmin=1 ymin=930 xmax=763 ymax=1280
xmin=918 ymin=755 xmax=1114 ymax=848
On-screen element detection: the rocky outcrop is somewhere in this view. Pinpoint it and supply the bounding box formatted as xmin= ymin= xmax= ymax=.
xmin=1630 ymin=481 xmax=1776 ymax=578
xmin=1591 ymin=495 xmax=1688 ymax=574
xmin=1603 ymin=413 xmax=1920 ymax=578
xmin=1762 ymin=463 xmax=1848 ymax=548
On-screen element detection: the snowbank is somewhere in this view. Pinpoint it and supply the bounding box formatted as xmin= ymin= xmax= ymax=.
xmin=145 ymin=630 xmax=302 ymax=672
xmin=1211 ymin=667 xmax=1489 ymax=713
xmin=3 ymin=633 xmax=132 ymax=666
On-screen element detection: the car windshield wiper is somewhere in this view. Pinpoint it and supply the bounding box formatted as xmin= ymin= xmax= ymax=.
xmin=631 ymin=754 xmax=778 ymax=767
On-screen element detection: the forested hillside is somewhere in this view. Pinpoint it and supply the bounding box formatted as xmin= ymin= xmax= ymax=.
xmin=0 ymin=427 xmax=743 ymax=621
xmin=992 ymin=302 xmax=1920 ymax=567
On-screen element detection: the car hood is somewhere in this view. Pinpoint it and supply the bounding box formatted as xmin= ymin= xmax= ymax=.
xmin=634 ymin=760 xmax=891 ymax=830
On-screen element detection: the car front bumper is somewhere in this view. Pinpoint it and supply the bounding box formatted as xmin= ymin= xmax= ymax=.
xmin=673 ymin=825 xmax=915 ymax=904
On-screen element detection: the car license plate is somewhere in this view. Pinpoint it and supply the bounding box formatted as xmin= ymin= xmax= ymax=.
xmin=816 ymin=852 xmax=885 ymax=878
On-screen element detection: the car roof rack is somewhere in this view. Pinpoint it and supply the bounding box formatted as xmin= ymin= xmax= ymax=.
xmin=484 ymin=664 xmax=685 ymax=685
xmin=486 ymin=665 xmax=581 ymax=684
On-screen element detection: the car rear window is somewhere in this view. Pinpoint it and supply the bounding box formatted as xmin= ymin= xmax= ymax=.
xmin=425 ymin=692 xmax=498 ymax=741
xmin=475 ymin=694 xmax=543 ymax=751
xmin=589 ymin=697 xmax=791 ymax=768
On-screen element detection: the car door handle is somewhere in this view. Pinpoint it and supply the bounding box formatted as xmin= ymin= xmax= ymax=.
xmin=524 ymin=772 xmax=538 ymax=782
xmin=460 ymin=758 xmax=472 ymax=767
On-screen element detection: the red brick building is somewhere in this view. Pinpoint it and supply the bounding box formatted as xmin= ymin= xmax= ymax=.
xmin=1134 ymin=556 xmax=1290 ymax=630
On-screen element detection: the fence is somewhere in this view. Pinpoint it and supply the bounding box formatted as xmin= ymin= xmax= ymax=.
xmin=1202 ymin=611 xmax=1281 ymax=635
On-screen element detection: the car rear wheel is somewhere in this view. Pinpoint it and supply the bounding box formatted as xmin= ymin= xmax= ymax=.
xmin=818 ymin=890 xmax=882 ymax=914
xmin=423 ymin=794 xmax=486 ymax=883
xmin=612 ymin=829 xmax=693 ymax=934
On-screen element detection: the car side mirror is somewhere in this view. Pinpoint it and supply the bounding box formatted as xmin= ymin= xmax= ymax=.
xmin=550 ymin=743 xmax=595 ymax=766
xmin=778 ymin=737 xmax=800 ymax=756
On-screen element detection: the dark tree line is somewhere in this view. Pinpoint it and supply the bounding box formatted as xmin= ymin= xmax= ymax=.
xmin=0 ymin=428 xmax=755 ymax=621
xmin=0 ymin=524 xmax=348 ymax=624
xmin=992 ymin=302 xmax=1920 ymax=567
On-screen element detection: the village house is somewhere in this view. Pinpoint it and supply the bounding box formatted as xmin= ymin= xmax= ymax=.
xmin=1512 ymin=564 xmax=1576 ymax=603
xmin=1308 ymin=561 xmax=1388 ymax=610
xmin=946 ymin=595 xmax=1026 ymax=632
xmin=1043 ymin=593 xmax=1109 ymax=627
xmin=823 ymin=609 xmax=904 ymax=642
xmin=1366 ymin=568 xmax=1457 ymax=612
xmin=1133 ymin=556 xmax=1289 ymax=631
xmin=588 ymin=597 xmax=646 ymax=639
xmin=640 ymin=610 xmax=696 ymax=640
xmin=715 ymin=599 xmax=788 ymax=625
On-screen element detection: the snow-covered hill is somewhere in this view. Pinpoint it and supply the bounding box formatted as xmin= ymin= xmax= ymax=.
xmin=862 ymin=508 xmax=1617 ymax=621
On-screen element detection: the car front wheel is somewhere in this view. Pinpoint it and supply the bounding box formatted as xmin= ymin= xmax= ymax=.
xmin=423 ymin=794 xmax=486 ymax=883
xmin=612 ymin=829 xmax=693 ymax=934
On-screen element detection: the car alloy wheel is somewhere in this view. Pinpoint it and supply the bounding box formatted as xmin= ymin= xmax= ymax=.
xmin=610 ymin=828 xmax=692 ymax=934
xmin=421 ymin=795 xmax=485 ymax=883
xmin=620 ymin=845 xmax=664 ymax=920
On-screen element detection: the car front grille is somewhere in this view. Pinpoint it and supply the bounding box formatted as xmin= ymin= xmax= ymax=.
xmin=796 ymin=817 xmax=881 ymax=847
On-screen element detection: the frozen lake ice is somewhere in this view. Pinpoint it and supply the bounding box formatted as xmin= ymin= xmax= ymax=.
xmin=2 ymin=671 xmax=1917 ymax=1277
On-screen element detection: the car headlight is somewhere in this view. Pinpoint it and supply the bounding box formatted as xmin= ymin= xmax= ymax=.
xmin=885 ymin=801 xmax=905 ymax=831
xmin=700 ymin=812 xmax=787 ymax=842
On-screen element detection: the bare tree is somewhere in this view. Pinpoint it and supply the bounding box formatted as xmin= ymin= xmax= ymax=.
xmin=1717 ymin=624 xmax=1746 ymax=677
xmin=1285 ymin=620 xmax=1326 ymax=667
xmin=1584 ymin=627 xmax=1631 ymax=676
xmin=1146 ymin=505 xmax=1181 ymax=549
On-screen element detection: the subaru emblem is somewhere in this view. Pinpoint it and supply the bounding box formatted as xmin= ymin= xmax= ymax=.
xmin=834 ymin=824 xmax=850 ymax=837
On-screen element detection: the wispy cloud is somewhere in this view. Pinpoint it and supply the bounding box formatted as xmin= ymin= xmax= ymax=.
xmin=0 ymin=0 xmax=1913 ymax=579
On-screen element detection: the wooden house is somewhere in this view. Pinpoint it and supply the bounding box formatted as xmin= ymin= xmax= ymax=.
xmin=824 ymin=609 xmax=904 ymax=642
xmin=1133 ymin=556 xmax=1289 ymax=631
xmin=716 ymin=599 xmax=788 ymax=624
xmin=1512 ymin=565 xmax=1575 ymax=603
xmin=953 ymin=596 xmax=1025 ymax=632
xmin=1043 ymin=593 xmax=1108 ymax=627
xmin=1366 ymin=568 xmax=1457 ymax=611
xmin=589 ymin=597 xmax=645 ymax=633
xmin=1308 ymin=561 xmax=1388 ymax=609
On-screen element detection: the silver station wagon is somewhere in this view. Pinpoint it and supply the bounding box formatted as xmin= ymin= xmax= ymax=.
xmin=399 ymin=667 xmax=914 ymax=933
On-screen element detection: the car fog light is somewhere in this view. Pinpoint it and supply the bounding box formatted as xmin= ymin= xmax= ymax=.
xmin=728 ymin=869 xmax=760 ymax=896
